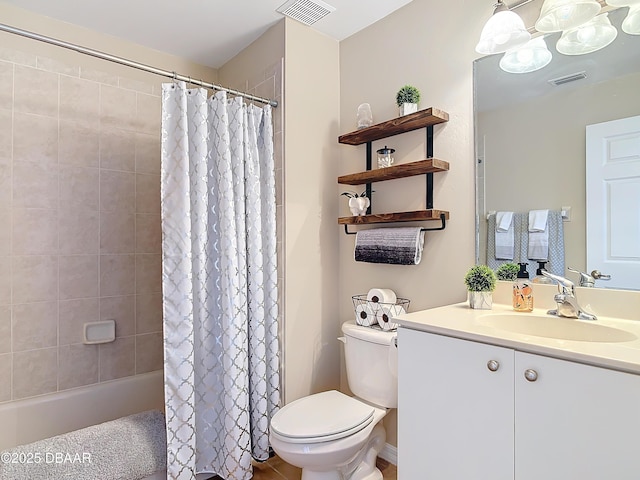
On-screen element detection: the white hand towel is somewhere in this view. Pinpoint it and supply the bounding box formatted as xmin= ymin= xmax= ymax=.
xmin=375 ymin=304 xmax=406 ymax=331
xmin=528 ymin=209 xmax=549 ymax=260
xmin=355 ymin=302 xmax=377 ymax=326
xmin=495 ymin=211 xmax=514 ymax=260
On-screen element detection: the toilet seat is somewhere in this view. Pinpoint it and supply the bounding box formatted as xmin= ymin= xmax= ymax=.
xmin=270 ymin=390 xmax=375 ymax=444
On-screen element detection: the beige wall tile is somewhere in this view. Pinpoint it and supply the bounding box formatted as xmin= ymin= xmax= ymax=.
xmin=100 ymin=254 xmax=135 ymax=296
xmin=100 ymin=212 xmax=134 ymax=254
xmin=12 ymin=255 xmax=58 ymax=304
xmin=100 ymin=128 xmax=136 ymax=172
xmin=100 ymin=295 xmax=135 ymax=337
xmin=0 ymin=61 xmax=12 ymax=110
xmin=0 ymin=305 xmax=10 ymax=354
xmin=100 ymin=170 xmax=135 ymax=213
xmin=59 ymin=297 xmax=99 ymax=346
xmin=135 ymin=254 xmax=161 ymax=294
xmin=59 ymin=120 xmax=99 ymax=167
xmin=99 ymin=336 xmax=135 ymax=381
xmin=13 ymin=347 xmax=57 ymax=399
xmin=118 ymin=77 xmax=154 ymax=95
xmin=135 ymin=332 xmax=163 ymax=374
xmin=0 ymin=110 xmax=11 ymax=160
xmin=136 ymin=93 xmax=161 ymax=134
xmin=0 ymin=209 xmax=10 ymax=255
xmin=0 ymin=155 xmax=10 ymax=209
xmin=13 ymin=65 xmax=58 ymax=117
xmin=100 ymin=85 xmax=136 ymax=130
xmin=135 ymin=214 xmax=161 ymax=254
xmin=60 ymin=75 xmax=100 ymax=127
xmin=59 ymin=209 xmax=99 ymax=255
xmin=135 ymin=293 xmax=162 ymax=334
xmin=12 ymin=301 xmax=58 ymax=352
xmin=13 ymin=113 xmax=58 ymax=165
xmin=59 ymin=165 xmax=99 ymax=212
xmin=36 ymin=57 xmax=79 ymax=77
xmin=58 ymin=344 xmax=99 ymax=390
xmin=135 ymin=174 xmax=160 ymax=214
xmin=0 ymin=257 xmax=10 ymax=305
xmin=80 ymin=68 xmax=118 ymax=87
xmin=12 ymin=208 xmax=58 ymax=255
xmin=13 ymin=162 xmax=58 ymax=209
xmin=0 ymin=353 xmax=10 ymax=402
xmin=135 ymin=133 xmax=160 ymax=175
xmin=59 ymin=255 xmax=99 ymax=300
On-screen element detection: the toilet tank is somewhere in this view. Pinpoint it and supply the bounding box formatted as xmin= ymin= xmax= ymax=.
xmin=341 ymin=321 xmax=398 ymax=408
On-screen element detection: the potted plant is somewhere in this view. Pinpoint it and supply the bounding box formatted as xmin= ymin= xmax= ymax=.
xmin=495 ymin=262 xmax=519 ymax=281
xmin=464 ymin=264 xmax=497 ymax=310
xmin=341 ymin=190 xmax=372 ymax=216
xmin=396 ymin=85 xmax=421 ymax=116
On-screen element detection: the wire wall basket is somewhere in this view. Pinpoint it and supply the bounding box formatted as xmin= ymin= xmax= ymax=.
xmin=351 ymin=294 xmax=410 ymax=330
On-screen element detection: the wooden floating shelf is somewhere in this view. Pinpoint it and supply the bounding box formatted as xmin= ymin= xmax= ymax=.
xmin=338 ymin=108 xmax=449 ymax=146
xmin=338 ymin=158 xmax=449 ymax=185
xmin=338 ymin=209 xmax=450 ymax=225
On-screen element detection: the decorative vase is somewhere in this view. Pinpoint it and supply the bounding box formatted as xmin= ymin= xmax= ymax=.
xmin=469 ymin=291 xmax=493 ymax=310
xmin=399 ymin=103 xmax=418 ymax=116
xmin=348 ymin=196 xmax=370 ymax=216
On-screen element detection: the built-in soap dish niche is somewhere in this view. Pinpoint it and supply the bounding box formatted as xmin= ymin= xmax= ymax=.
xmin=83 ymin=320 xmax=116 ymax=345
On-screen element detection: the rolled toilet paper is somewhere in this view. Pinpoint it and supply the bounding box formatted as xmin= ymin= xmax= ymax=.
xmin=375 ymin=304 xmax=406 ymax=331
xmin=355 ymin=302 xmax=377 ymax=327
xmin=366 ymin=288 xmax=397 ymax=304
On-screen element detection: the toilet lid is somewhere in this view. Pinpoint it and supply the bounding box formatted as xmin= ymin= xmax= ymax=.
xmin=271 ymin=390 xmax=374 ymax=442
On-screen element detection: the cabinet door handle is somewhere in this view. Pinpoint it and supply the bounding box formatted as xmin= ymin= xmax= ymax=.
xmin=487 ymin=360 xmax=500 ymax=372
xmin=524 ymin=369 xmax=538 ymax=382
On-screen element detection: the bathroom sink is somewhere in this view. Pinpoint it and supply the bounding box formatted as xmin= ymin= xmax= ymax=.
xmin=478 ymin=314 xmax=637 ymax=343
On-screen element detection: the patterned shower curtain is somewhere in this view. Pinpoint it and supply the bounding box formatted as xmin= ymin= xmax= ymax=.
xmin=160 ymin=82 xmax=280 ymax=480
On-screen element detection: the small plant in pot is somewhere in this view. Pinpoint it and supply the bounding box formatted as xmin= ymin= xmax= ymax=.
xmin=464 ymin=264 xmax=497 ymax=310
xmin=396 ymin=85 xmax=421 ymax=116
xmin=341 ymin=190 xmax=373 ymax=216
xmin=495 ymin=262 xmax=520 ymax=281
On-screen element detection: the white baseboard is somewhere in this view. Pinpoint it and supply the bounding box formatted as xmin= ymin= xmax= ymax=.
xmin=378 ymin=442 xmax=397 ymax=466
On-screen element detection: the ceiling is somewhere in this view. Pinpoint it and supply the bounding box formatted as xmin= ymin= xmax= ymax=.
xmin=0 ymin=0 xmax=413 ymax=68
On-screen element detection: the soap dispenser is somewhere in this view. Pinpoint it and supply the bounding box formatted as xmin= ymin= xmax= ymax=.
xmin=513 ymin=263 xmax=533 ymax=312
xmin=532 ymin=261 xmax=555 ymax=284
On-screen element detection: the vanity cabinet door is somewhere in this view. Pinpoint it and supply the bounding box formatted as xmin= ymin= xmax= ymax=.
xmin=398 ymin=328 xmax=515 ymax=480
xmin=515 ymin=352 xmax=640 ymax=480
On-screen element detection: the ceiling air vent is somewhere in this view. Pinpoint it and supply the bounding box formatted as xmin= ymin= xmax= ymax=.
xmin=548 ymin=71 xmax=587 ymax=86
xmin=276 ymin=0 xmax=336 ymax=26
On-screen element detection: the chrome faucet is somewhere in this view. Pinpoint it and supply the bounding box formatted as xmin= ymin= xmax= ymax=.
xmin=567 ymin=267 xmax=611 ymax=288
xmin=540 ymin=270 xmax=597 ymax=321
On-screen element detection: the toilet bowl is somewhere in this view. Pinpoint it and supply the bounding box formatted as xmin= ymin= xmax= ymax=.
xmin=269 ymin=321 xmax=397 ymax=480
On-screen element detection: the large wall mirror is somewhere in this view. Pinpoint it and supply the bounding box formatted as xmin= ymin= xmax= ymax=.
xmin=474 ymin=6 xmax=640 ymax=290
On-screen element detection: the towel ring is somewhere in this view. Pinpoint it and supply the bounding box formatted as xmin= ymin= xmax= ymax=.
xmin=343 ymin=213 xmax=446 ymax=235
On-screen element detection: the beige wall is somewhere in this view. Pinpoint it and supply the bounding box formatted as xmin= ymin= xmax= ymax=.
xmin=0 ymin=3 xmax=216 ymax=403
xmin=478 ymin=71 xmax=640 ymax=271
xmin=338 ymin=0 xmax=488 ymax=446
xmin=283 ymin=18 xmax=342 ymax=403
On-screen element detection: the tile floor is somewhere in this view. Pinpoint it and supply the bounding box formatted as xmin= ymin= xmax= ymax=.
xmin=251 ymin=455 xmax=397 ymax=479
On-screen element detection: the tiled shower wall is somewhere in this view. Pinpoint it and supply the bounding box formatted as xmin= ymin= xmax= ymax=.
xmin=0 ymin=47 xmax=164 ymax=402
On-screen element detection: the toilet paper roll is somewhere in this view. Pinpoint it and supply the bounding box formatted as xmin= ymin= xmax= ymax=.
xmin=375 ymin=304 xmax=406 ymax=331
xmin=355 ymin=303 xmax=377 ymax=327
xmin=366 ymin=288 xmax=397 ymax=304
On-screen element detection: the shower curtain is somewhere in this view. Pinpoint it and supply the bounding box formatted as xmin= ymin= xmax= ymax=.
xmin=160 ymin=82 xmax=280 ymax=480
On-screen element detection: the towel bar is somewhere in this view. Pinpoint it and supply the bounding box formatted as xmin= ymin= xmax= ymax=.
xmin=343 ymin=213 xmax=446 ymax=235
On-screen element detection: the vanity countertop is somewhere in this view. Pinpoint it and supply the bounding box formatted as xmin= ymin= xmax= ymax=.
xmin=394 ymin=301 xmax=640 ymax=375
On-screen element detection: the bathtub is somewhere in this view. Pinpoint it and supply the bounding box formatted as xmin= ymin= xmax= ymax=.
xmin=0 ymin=371 xmax=164 ymax=452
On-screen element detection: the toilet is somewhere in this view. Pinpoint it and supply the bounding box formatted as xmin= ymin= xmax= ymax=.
xmin=269 ymin=321 xmax=398 ymax=480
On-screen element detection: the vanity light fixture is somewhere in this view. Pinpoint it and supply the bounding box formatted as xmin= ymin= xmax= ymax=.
xmin=475 ymin=0 xmax=531 ymax=54
xmin=556 ymin=12 xmax=618 ymax=54
xmin=535 ymin=0 xmax=602 ymax=33
xmin=499 ymin=36 xmax=553 ymax=73
xmin=622 ymin=4 xmax=640 ymax=33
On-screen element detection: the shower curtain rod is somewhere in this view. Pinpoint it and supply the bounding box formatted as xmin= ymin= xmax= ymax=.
xmin=0 ymin=22 xmax=279 ymax=108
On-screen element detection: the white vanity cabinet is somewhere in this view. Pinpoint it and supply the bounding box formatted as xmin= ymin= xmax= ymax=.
xmin=398 ymin=327 xmax=640 ymax=480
